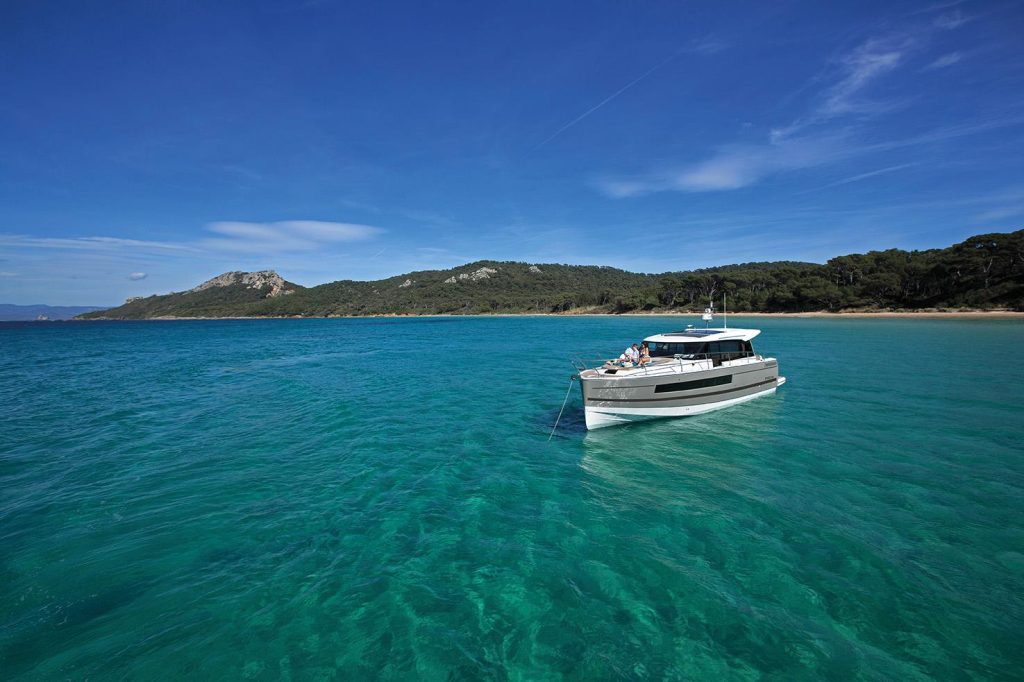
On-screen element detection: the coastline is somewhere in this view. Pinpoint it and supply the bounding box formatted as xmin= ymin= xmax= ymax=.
xmin=70 ymin=309 xmax=1024 ymax=321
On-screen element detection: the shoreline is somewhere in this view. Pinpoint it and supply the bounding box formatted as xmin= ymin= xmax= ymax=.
xmin=65 ymin=309 xmax=1024 ymax=321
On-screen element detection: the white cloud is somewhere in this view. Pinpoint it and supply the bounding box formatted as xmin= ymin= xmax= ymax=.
xmin=925 ymin=52 xmax=963 ymax=69
xmin=1 ymin=221 xmax=383 ymax=261
xmin=0 ymin=235 xmax=197 ymax=252
xmin=821 ymin=38 xmax=908 ymax=116
xmin=771 ymin=36 xmax=912 ymax=143
xmin=597 ymin=21 xmax=1023 ymax=199
xmin=0 ymin=218 xmax=387 ymax=304
xmin=599 ymin=135 xmax=847 ymax=197
xmin=201 ymin=220 xmax=382 ymax=254
xmin=279 ymin=220 xmax=381 ymax=241
xmin=600 ymin=111 xmax=1024 ymax=198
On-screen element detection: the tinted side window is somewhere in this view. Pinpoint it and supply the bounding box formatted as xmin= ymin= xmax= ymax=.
xmin=684 ymin=343 xmax=707 ymax=356
xmin=720 ymin=340 xmax=742 ymax=360
xmin=650 ymin=342 xmax=708 ymax=357
xmin=654 ymin=374 xmax=733 ymax=393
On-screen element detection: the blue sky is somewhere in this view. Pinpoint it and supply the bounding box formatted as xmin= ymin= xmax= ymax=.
xmin=1 ymin=0 xmax=1023 ymax=305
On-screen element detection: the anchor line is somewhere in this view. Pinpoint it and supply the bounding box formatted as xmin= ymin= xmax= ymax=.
xmin=548 ymin=376 xmax=577 ymax=442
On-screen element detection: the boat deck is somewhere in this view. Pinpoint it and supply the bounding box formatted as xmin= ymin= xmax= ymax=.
xmin=579 ymin=355 xmax=766 ymax=380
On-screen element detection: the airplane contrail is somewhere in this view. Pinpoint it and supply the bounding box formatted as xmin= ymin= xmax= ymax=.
xmin=533 ymin=49 xmax=684 ymax=150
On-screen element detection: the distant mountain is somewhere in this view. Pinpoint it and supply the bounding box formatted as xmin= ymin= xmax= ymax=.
xmin=78 ymin=230 xmax=1024 ymax=319
xmin=78 ymin=271 xmax=304 ymax=319
xmin=78 ymin=262 xmax=651 ymax=318
xmin=0 ymin=304 xmax=107 ymax=321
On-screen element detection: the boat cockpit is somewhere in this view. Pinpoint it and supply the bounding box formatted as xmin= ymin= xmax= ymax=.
xmin=581 ymin=328 xmax=765 ymax=376
xmin=648 ymin=339 xmax=755 ymax=363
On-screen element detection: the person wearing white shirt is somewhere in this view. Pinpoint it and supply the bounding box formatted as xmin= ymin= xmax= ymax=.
xmin=624 ymin=344 xmax=640 ymax=364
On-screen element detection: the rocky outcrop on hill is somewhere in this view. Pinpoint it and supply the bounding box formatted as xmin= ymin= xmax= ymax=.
xmin=466 ymin=267 xmax=498 ymax=281
xmin=445 ymin=267 xmax=498 ymax=283
xmin=189 ymin=271 xmax=294 ymax=297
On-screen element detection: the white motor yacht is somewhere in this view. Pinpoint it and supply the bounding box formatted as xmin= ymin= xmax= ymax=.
xmin=575 ymin=309 xmax=786 ymax=429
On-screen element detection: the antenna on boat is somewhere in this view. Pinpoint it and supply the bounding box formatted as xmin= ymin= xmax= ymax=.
xmin=723 ymin=291 xmax=728 ymax=329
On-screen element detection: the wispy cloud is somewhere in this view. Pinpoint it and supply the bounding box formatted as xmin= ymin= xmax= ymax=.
xmin=771 ymin=36 xmax=913 ymax=142
xmin=1 ymin=221 xmax=383 ymax=259
xmin=0 ymin=218 xmax=389 ymax=304
xmin=599 ymin=134 xmax=848 ymax=197
xmin=822 ymin=39 xmax=909 ymax=116
xmin=970 ymin=186 xmax=1024 ymax=220
xmin=905 ymin=0 xmax=973 ymax=16
xmin=200 ymin=220 xmax=382 ymax=254
xmin=865 ymin=114 xmax=1024 ymax=151
xmin=597 ymin=9 xmax=1024 ymax=200
xmin=925 ymin=51 xmax=964 ymax=69
xmin=974 ymin=204 xmax=1024 ymax=222
xmin=0 ymin=235 xmax=198 ymax=252
xmin=933 ymin=10 xmax=972 ymax=29
xmin=682 ymin=36 xmax=728 ymax=56
xmin=1 ymin=220 xmax=385 ymax=260
xmin=599 ymin=111 xmax=1024 ymax=198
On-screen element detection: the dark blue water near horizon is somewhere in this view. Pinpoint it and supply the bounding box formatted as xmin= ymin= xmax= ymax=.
xmin=2 ymin=317 xmax=1023 ymax=680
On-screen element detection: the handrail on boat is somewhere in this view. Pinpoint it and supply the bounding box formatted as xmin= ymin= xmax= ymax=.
xmin=573 ymin=350 xmax=759 ymax=371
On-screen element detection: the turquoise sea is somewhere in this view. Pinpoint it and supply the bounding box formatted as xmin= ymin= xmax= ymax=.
xmin=1 ymin=317 xmax=1022 ymax=680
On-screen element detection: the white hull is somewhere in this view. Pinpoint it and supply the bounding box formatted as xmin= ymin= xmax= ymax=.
xmin=584 ymin=377 xmax=786 ymax=429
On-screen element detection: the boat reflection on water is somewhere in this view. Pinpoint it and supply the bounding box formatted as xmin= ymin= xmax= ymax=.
xmin=578 ymin=397 xmax=784 ymax=510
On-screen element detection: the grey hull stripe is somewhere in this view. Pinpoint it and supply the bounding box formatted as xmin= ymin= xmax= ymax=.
xmin=585 ymin=365 xmax=766 ymax=391
xmin=585 ymin=377 xmax=778 ymax=404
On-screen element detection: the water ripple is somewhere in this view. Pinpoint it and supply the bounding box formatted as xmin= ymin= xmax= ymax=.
xmin=1 ymin=317 xmax=1022 ymax=679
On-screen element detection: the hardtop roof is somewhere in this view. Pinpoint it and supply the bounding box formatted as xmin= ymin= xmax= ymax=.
xmin=644 ymin=328 xmax=761 ymax=343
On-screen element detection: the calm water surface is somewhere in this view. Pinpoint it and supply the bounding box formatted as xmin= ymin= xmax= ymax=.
xmin=1 ymin=317 xmax=1022 ymax=680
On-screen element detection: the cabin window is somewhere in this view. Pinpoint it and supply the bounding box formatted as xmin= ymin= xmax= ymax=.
xmin=650 ymin=342 xmax=707 ymax=358
xmin=650 ymin=339 xmax=751 ymax=360
xmin=654 ymin=374 xmax=733 ymax=393
xmin=711 ymin=340 xmax=744 ymax=360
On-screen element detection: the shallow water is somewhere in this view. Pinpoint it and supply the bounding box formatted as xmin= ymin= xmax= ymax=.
xmin=1 ymin=317 xmax=1022 ymax=680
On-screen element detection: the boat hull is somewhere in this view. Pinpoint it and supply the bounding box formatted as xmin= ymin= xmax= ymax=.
xmin=579 ymin=359 xmax=784 ymax=430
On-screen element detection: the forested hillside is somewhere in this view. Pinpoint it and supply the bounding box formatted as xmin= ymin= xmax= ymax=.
xmin=80 ymin=230 xmax=1023 ymax=318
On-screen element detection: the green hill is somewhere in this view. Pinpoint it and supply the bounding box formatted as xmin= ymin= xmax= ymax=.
xmin=79 ymin=230 xmax=1024 ymax=319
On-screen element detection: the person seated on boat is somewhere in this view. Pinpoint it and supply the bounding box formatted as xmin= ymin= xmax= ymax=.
xmin=605 ymin=345 xmax=637 ymax=368
xmin=625 ymin=343 xmax=640 ymax=365
xmin=638 ymin=341 xmax=651 ymax=366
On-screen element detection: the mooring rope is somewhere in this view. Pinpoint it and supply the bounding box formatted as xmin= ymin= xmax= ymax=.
xmin=548 ymin=376 xmax=577 ymax=442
